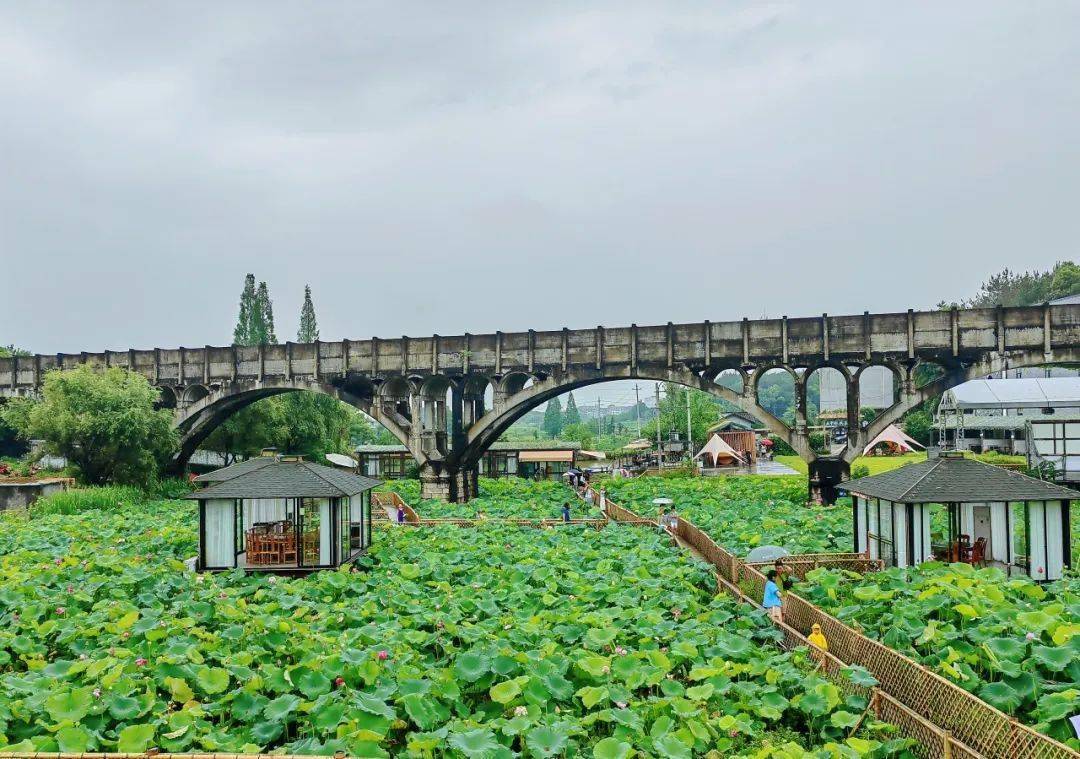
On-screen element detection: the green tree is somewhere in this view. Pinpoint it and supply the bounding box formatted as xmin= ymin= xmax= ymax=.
xmin=563 ymin=392 xmax=581 ymax=426
xmin=2 ymin=366 xmax=177 ymax=485
xmin=276 ymin=392 xmax=352 ymax=460
xmin=233 ymin=274 xmax=258 ymax=346
xmin=903 ymin=409 xmax=935 ymax=446
xmin=561 ymin=422 xmax=595 ymax=449
xmin=349 ymin=413 xmax=398 ymax=446
xmin=542 ymin=396 xmax=564 ymax=438
xmin=640 ymin=383 xmax=718 ymax=452
xmin=1049 ymin=261 xmax=1080 ymax=301
xmin=255 ymin=281 xmax=277 ymax=345
xmin=297 ymin=285 xmax=319 ymax=342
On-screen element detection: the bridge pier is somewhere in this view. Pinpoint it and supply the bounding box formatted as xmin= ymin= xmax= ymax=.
xmin=809 ymin=457 xmax=850 ymax=505
xmin=419 ymin=463 xmax=479 ymax=504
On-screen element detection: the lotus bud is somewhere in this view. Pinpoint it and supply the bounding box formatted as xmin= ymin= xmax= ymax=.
xmin=377 ymin=650 xmax=389 ymax=660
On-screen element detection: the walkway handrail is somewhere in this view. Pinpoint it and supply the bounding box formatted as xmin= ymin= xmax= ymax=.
xmin=590 ymin=493 xmax=992 ymax=758
xmin=666 ymin=515 xmax=1078 ymax=759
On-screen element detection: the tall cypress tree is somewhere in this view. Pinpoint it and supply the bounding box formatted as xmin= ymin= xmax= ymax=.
xmin=233 ymin=274 xmax=257 ymax=346
xmin=297 ymin=285 xmax=319 ymax=342
xmin=563 ymin=392 xmax=581 ymax=426
xmin=542 ymin=396 xmax=564 ymax=438
xmin=256 ymin=281 xmax=277 ymax=345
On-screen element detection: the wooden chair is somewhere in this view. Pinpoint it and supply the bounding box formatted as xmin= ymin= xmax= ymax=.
xmin=970 ymin=537 xmax=987 ymax=568
xmin=249 ymin=534 xmax=276 ymax=566
xmin=280 ymin=534 xmax=298 ymax=565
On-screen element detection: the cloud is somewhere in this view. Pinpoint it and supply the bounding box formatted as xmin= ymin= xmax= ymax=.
xmin=1 ymin=1 xmax=1079 ymax=356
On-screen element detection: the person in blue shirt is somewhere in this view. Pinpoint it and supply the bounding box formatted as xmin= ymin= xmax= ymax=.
xmin=396 ymin=505 xmax=405 ymax=524
xmin=763 ymin=570 xmax=783 ymax=623
xmin=561 ymin=502 xmax=571 ymax=522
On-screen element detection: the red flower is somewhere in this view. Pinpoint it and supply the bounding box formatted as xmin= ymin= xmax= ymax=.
xmin=377 ymin=650 xmax=389 ymax=661
xmin=335 ymin=677 xmax=346 ymax=688
xmin=135 ymin=657 xmax=148 ymax=667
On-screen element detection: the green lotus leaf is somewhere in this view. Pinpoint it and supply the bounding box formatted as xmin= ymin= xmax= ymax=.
xmin=402 ymin=693 xmax=447 ymax=730
xmin=652 ymin=734 xmax=691 ymax=759
xmin=55 ymin=726 xmax=91 ymax=753
xmin=593 ymin=736 xmax=633 ymax=759
xmin=107 ymin=694 xmax=143 ymax=720
xmin=250 ymin=721 xmax=283 ymax=744
xmin=296 ymin=668 xmax=331 ymax=699
xmin=196 ymin=666 xmax=231 ymax=695
xmin=117 ymin=723 xmax=156 ymax=753
xmin=263 ymin=694 xmax=302 ymax=722
xmin=447 ymin=728 xmax=500 ymax=758
xmin=526 ymin=726 xmax=569 ymax=758
xmin=455 ymin=652 xmax=492 ymax=682
xmin=1031 ymin=645 xmax=1074 ymax=672
xmin=979 ymin=681 xmax=1022 ymax=713
xmin=45 ymin=688 xmax=94 ymax=723
xmin=490 ymin=679 xmax=523 ymax=704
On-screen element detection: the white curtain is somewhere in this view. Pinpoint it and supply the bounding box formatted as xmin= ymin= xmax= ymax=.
xmin=243 ymin=498 xmax=288 ymax=530
xmin=203 ymin=499 xmax=235 ymax=568
xmin=319 ymin=499 xmax=332 ymax=565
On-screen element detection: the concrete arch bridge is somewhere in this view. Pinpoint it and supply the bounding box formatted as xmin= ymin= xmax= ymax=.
xmin=4 ymin=304 xmax=1080 ymax=502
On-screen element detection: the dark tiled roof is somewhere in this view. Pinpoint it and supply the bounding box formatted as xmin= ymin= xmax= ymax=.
xmin=188 ymin=460 xmax=381 ymax=500
xmin=193 ymin=456 xmax=277 ymax=482
xmin=843 ymin=456 xmax=1077 ymax=503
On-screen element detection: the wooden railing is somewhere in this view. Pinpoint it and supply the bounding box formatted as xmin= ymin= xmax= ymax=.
xmin=371 ymin=491 xmax=419 ymax=523
xmin=656 ymin=507 xmax=1077 ymax=759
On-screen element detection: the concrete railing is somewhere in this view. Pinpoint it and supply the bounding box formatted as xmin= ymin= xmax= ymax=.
xmin=5 ymin=303 xmax=1079 ymax=393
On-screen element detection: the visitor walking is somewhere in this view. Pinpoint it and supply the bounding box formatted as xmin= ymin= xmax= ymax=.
xmin=808 ymin=623 xmax=829 ymax=652
xmin=763 ymin=570 xmax=783 ymax=623
xmin=396 ymin=505 xmax=405 ymax=524
xmin=561 ymin=502 xmax=571 ymax=522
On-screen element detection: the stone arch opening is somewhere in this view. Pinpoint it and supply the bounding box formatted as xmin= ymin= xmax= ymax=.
xmin=754 ymin=367 xmax=798 ymax=426
xmin=156 ymin=386 xmax=178 ymax=410
xmin=182 ymin=384 xmax=210 ymax=406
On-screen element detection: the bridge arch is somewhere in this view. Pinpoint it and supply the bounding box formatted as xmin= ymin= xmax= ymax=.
xmin=172 ymin=377 xmax=415 ymax=472
xmin=457 ymin=364 xmax=812 ymax=471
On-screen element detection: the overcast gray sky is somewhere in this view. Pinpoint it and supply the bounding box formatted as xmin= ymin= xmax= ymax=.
xmin=3 ymin=1 xmax=1080 ymax=391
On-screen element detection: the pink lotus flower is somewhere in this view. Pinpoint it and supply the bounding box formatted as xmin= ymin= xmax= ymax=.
xmin=615 ymin=701 xmax=627 ymax=709
xmin=335 ymin=677 xmax=345 ymax=688
xmin=514 ymin=706 xmax=528 ymax=717
xmin=66 ymin=585 xmax=74 ymax=594
xmin=377 ymin=650 xmax=389 ymax=660
xmin=615 ymin=646 xmax=627 ymax=656
xmin=55 ymin=607 xmax=66 ymax=615
xmin=135 ymin=658 xmax=148 ymax=667
xmin=729 ymin=729 xmax=739 ymax=738
xmin=601 ymin=665 xmax=610 ymax=674
xmin=93 ymin=688 xmax=102 ymax=698
xmin=1026 ymin=632 xmax=1037 ymax=641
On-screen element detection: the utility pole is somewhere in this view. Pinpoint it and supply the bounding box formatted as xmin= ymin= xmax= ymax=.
xmin=655 ymin=383 xmax=663 ymax=469
xmin=597 ymin=397 xmax=602 ymax=439
xmin=634 ymin=384 xmax=642 ymax=437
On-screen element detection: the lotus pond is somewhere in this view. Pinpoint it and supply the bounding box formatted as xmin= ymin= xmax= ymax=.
xmin=379 ymin=478 xmax=593 ymax=520
xmin=798 ymin=563 xmax=1080 ymax=748
xmin=0 ymin=491 xmax=918 ymax=758
xmin=601 ymin=477 xmax=853 ymax=556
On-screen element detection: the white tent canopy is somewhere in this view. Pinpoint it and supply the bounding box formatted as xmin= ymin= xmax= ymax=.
xmin=862 ymin=424 xmax=925 ymax=456
xmin=695 ymin=434 xmax=746 ymax=466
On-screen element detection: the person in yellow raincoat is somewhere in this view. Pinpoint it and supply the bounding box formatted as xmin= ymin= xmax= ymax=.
xmin=808 ymin=623 xmax=828 ymax=652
